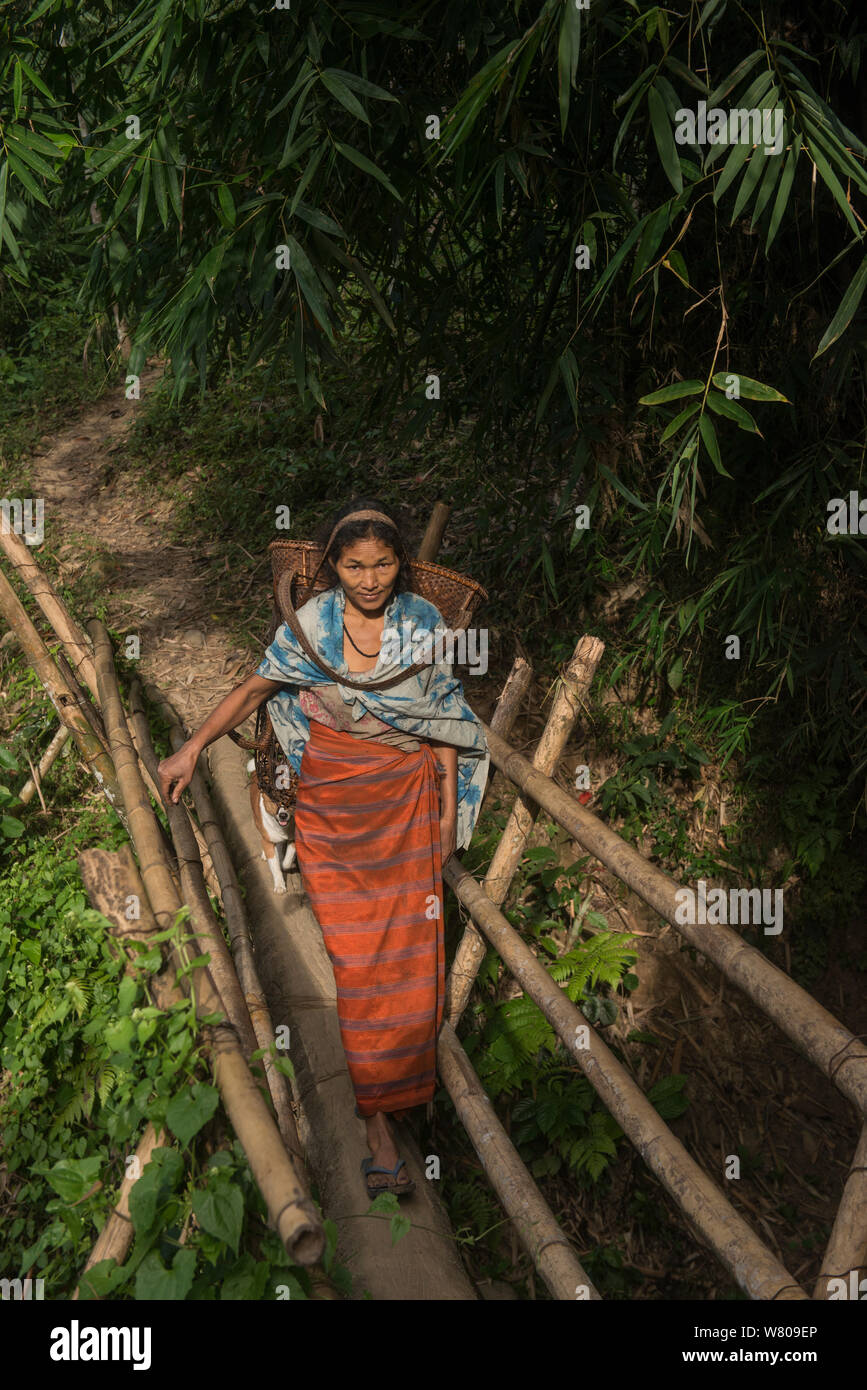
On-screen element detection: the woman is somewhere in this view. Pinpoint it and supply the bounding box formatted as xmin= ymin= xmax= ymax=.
xmin=157 ymin=498 xmax=489 ymax=1198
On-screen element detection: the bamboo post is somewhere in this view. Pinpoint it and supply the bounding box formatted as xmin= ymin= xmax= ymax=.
xmin=443 ymin=859 xmax=808 ymax=1301
xmin=16 ymin=724 xmax=71 ymax=805
xmin=0 ymin=565 xmax=125 ymax=816
xmin=140 ymin=679 xmax=304 ymax=1165
xmin=446 ymin=636 xmax=603 ymax=1026
xmin=437 ymin=1022 xmax=601 ymax=1300
xmin=814 ymin=1124 xmax=867 ymax=1299
xmin=478 ymin=653 xmax=534 ymax=814
xmin=416 ymin=501 xmax=451 ymax=562
xmin=481 ymin=723 xmax=867 ymax=1121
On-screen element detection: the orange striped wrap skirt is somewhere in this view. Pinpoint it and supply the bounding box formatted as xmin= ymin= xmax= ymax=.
xmin=293 ymin=719 xmax=445 ymax=1117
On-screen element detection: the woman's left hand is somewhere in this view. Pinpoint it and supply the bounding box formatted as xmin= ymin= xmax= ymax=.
xmin=439 ymin=811 xmax=457 ymax=866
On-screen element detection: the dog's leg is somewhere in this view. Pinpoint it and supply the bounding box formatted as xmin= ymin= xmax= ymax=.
xmin=282 ymin=841 xmax=297 ymax=871
xmin=250 ymin=778 xmax=286 ymax=894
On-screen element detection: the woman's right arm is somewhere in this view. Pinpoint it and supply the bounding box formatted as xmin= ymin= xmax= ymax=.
xmin=157 ymin=672 xmax=283 ymax=805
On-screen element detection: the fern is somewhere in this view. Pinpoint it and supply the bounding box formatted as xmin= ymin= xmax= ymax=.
xmin=549 ymin=931 xmax=637 ymax=1002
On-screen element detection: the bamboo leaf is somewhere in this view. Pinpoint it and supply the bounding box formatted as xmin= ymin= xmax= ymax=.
xmin=660 ymin=401 xmax=700 ymax=441
xmin=334 ymin=142 xmax=402 ymax=200
xmin=765 ymin=139 xmax=800 ymax=253
xmin=640 ymin=380 xmax=704 ymax=404
xmin=706 ymin=390 xmax=760 ymax=433
xmin=217 ymin=182 xmax=236 ymax=227
xmin=321 ymin=70 xmax=370 ymax=125
xmin=813 ymin=253 xmax=867 ymax=359
xmin=6 ymin=153 xmax=50 ymax=206
xmin=596 ymin=458 xmax=650 ymax=512
xmin=711 ymin=373 xmax=789 ymax=402
xmin=648 ymin=85 xmax=683 ymax=193
xmin=698 ymin=413 xmax=732 ymax=476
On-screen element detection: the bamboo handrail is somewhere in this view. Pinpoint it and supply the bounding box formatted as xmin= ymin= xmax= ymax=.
xmin=416 ymin=500 xmax=452 ymax=562
xmin=0 ymin=565 xmax=125 ymax=816
xmin=0 ymin=522 xmax=98 ymax=693
xmin=447 ymin=637 xmax=603 ymax=1026
xmin=481 ymin=723 xmax=867 ymax=1121
xmin=140 ymin=679 xmax=304 ymax=1166
xmin=443 ymin=859 xmax=808 ymax=1300
xmin=437 ymin=1022 xmax=601 ymax=1300
xmin=813 ymin=1124 xmax=867 ymax=1299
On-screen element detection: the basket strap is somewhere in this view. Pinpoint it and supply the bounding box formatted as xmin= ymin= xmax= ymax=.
xmin=276 ymin=570 xmax=429 ymax=692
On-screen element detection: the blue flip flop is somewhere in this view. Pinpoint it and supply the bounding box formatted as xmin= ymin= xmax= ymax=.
xmin=361 ymin=1156 xmax=415 ymax=1200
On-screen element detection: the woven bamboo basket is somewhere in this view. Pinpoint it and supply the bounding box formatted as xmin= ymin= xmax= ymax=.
xmin=268 ymin=539 xmax=487 ymax=630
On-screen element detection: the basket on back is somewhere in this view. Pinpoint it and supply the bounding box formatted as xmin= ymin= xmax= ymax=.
xmin=242 ymin=539 xmax=487 ymax=814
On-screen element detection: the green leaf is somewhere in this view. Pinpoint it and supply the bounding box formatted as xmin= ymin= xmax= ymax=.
xmin=765 ymin=142 xmax=799 ymax=252
xmin=13 ymin=58 xmax=22 ymax=120
xmin=711 ymin=373 xmax=788 ymax=402
xmin=320 ymin=70 xmax=370 ymax=125
xmin=135 ymin=1248 xmax=196 ymax=1301
xmin=128 ymin=1147 xmax=184 ymax=1233
xmin=648 ymin=1073 xmax=690 ymax=1119
xmin=117 ymin=975 xmax=138 ymax=1015
xmin=1 ymin=814 xmax=25 ymax=839
xmin=334 ymin=142 xmax=401 ymax=201
xmin=667 ymin=657 xmax=684 ymax=692
xmin=166 ymin=1081 xmax=219 ymax=1147
xmin=706 ymin=391 xmax=760 ymax=434
xmin=639 ymin=380 xmax=704 ymax=404
xmin=192 ymin=1179 xmax=243 ymax=1254
xmin=813 ymin=253 xmax=867 ymax=359
xmin=557 ymin=0 xmax=581 ymax=136
xmin=285 ymin=234 xmax=333 ymax=340
xmin=596 ymin=458 xmax=650 ymax=512
xmin=45 ymin=1156 xmax=102 ymax=1204
xmin=648 ymin=85 xmax=682 ymax=193
xmin=698 ymin=413 xmax=731 ymax=476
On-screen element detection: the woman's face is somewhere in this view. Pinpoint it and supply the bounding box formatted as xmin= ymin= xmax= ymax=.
xmin=333 ymin=537 xmax=400 ymax=614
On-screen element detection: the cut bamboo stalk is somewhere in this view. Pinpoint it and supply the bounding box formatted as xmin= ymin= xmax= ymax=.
xmin=73 ymin=1123 xmax=165 ymax=1300
xmin=140 ymin=679 xmax=304 ymax=1166
xmin=482 ymin=723 xmax=867 ymax=1122
xmin=447 ymin=637 xmax=603 ymax=1026
xmin=0 ymin=522 xmax=98 ymax=694
xmin=416 ymin=501 xmax=451 ymax=562
xmin=0 ymin=564 xmax=125 ymax=817
xmin=814 ymin=1124 xmax=867 ymax=1299
xmin=443 ymin=859 xmax=808 ymax=1301
xmin=17 ymin=724 xmax=71 ymax=805
xmin=437 ymin=1021 xmax=600 ymax=1300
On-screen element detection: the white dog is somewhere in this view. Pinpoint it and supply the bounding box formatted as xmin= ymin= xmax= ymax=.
xmin=247 ymin=759 xmax=297 ymax=894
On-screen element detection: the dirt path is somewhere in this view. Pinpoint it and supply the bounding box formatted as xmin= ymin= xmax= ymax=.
xmin=29 ymin=363 xmax=251 ymax=732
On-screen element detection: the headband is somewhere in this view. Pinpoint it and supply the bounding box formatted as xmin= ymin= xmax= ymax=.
xmin=323 ymin=508 xmax=399 ymax=557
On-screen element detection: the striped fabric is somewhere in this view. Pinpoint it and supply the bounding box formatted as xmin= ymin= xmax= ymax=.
xmin=293 ymin=718 xmax=445 ymax=1117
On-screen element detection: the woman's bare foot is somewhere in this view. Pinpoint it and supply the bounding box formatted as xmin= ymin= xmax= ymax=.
xmin=364 ymin=1110 xmax=413 ymax=1190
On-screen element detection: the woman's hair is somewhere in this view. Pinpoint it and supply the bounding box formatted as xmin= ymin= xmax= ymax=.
xmin=316 ymin=497 xmax=414 ymax=596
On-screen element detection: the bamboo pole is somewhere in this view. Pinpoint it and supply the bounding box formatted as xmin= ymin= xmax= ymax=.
xmin=437 ymin=1022 xmax=601 ymax=1300
xmin=443 ymin=859 xmax=808 ymax=1301
xmin=141 ymin=679 xmax=304 ymax=1165
xmin=126 ymin=680 xmax=259 ymax=1062
xmin=17 ymin=724 xmax=71 ymax=806
xmin=481 ymin=724 xmax=867 ymax=1121
xmin=77 ymin=824 xmax=322 ymax=1267
xmin=0 ymin=564 xmax=125 ymax=816
xmin=0 ymin=531 xmax=215 ymax=889
xmin=814 ymin=1125 xmax=867 ymax=1299
xmin=478 ymin=653 xmax=534 ymax=814
xmin=446 ymin=637 xmax=603 ymax=1026
xmin=0 ymin=521 xmax=98 ymax=694
xmin=416 ymin=501 xmax=451 ymax=562
xmin=89 ymin=619 xmax=257 ymax=1058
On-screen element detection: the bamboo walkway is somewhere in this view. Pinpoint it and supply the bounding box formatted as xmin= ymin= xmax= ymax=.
xmin=1 ymin=510 xmax=866 ymax=1302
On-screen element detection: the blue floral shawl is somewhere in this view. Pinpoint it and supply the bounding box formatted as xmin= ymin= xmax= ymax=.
xmin=255 ymin=586 xmax=490 ymax=850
